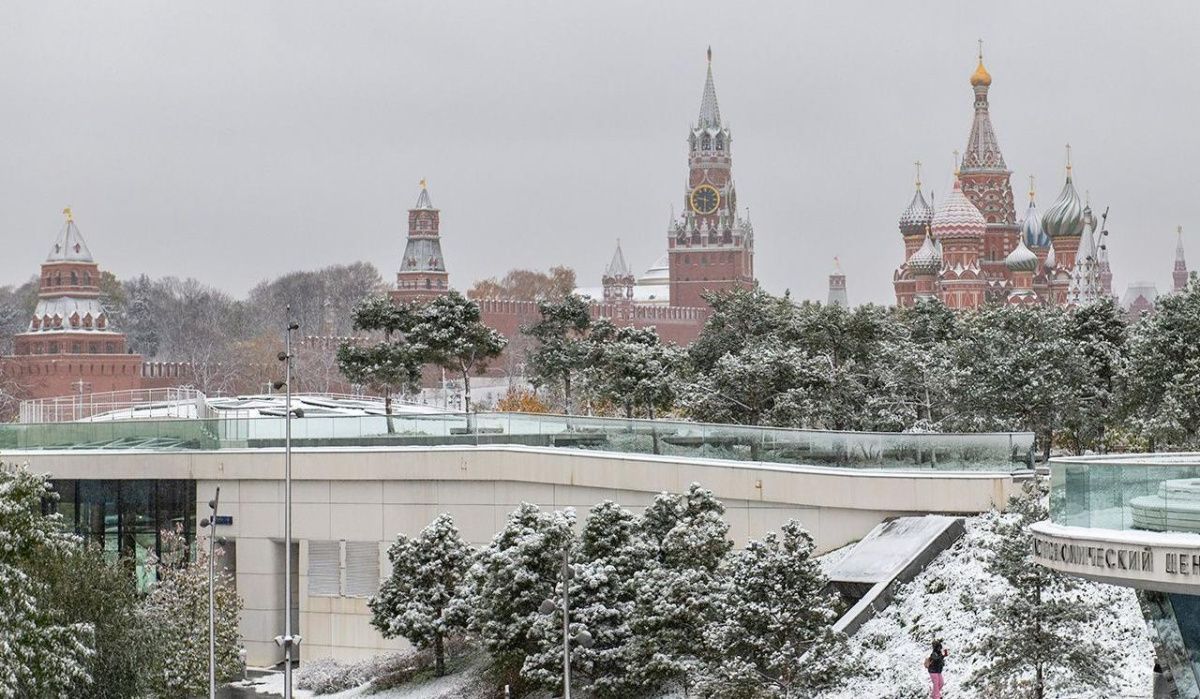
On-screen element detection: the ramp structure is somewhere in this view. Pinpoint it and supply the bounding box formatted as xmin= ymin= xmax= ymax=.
xmin=826 ymin=515 xmax=966 ymax=635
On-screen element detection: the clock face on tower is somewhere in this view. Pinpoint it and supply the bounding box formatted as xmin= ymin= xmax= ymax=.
xmin=690 ymin=185 xmax=720 ymax=215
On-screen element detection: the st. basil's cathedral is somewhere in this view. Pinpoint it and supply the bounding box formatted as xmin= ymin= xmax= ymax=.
xmin=893 ymin=49 xmax=1146 ymax=310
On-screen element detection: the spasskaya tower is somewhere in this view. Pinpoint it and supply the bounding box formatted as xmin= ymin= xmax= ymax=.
xmin=667 ymin=48 xmax=755 ymax=308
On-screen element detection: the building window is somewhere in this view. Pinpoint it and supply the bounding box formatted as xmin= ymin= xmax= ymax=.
xmin=308 ymin=541 xmax=341 ymax=596
xmin=49 ymin=342 xmax=59 ymax=354
xmin=72 ymin=342 xmax=82 ymax=353
xmin=71 ymin=271 xmax=79 ymax=285
xmin=106 ymin=342 xmax=115 ymax=353
xmin=344 ymin=541 xmax=380 ymax=598
xmin=89 ymin=342 xmax=99 ymax=353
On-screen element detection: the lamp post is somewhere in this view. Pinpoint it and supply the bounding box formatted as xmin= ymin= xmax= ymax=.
xmin=272 ymin=309 xmax=302 ymax=698
xmin=198 ymin=486 xmax=221 ymax=699
xmin=538 ymin=543 xmax=593 ymax=699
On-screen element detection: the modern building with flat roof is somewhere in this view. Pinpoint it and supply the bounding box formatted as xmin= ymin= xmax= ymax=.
xmin=1031 ymin=453 xmax=1200 ymax=697
xmin=2 ymin=395 xmax=1034 ymax=666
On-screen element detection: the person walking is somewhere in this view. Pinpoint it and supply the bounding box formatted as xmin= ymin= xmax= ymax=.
xmin=924 ymin=639 xmax=948 ymax=699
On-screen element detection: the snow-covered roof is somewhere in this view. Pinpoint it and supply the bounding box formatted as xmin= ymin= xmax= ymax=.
xmin=46 ymin=219 xmax=94 ymax=263
xmin=27 ymin=297 xmax=112 ymax=333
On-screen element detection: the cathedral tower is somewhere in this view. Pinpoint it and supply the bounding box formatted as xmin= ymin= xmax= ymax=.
xmin=1174 ymin=226 xmax=1189 ymax=292
xmin=667 ymin=48 xmax=754 ymax=308
xmin=392 ymin=180 xmax=450 ymax=304
xmin=958 ymin=44 xmax=1018 ymax=299
xmin=827 ymin=258 xmax=848 ymax=307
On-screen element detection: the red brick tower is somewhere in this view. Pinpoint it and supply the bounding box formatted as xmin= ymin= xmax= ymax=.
xmin=392 ymin=180 xmax=450 ymax=304
xmin=5 ymin=209 xmax=143 ymax=398
xmin=667 ymin=48 xmax=754 ymax=308
xmin=959 ymin=44 xmax=1018 ymax=300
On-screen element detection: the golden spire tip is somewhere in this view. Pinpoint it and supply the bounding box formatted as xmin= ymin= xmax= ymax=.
xmin=419 ymin=178 xmax=427 ymax=189
xmin=62 ymin=206 xmax=73 ymax=223
xmin=914 ymin=160 xmax=922 ymax=188
xmin=1028 ymin=174 xmax=1035 ymax=201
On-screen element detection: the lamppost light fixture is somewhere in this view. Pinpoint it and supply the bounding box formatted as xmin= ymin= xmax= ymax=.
xmin=277 ymin=351 xmax=289 ymax=362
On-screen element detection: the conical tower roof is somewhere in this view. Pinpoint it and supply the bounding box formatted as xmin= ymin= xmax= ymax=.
xmin=413 ymin=179 xmax=435 ymax=210
xmin=898 ymin=178 xmax=934 ymax=237
xmin=605 ymin=240 xmax=632 ymax=278
xmin=697 ymin=47 xmax=722 ymax=129
xmin=46 ymin=208 xmax=94 ymax=263
xmin=961 ymin=46 xmax=1006 ymax=172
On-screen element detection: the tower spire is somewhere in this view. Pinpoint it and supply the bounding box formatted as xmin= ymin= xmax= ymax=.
xmin=914 ymin=160 xmax=923 ymax=190
xmin=1029 ymin=174 xmax=1035 ymax=201
xmin=697 ymin=47 xmax=722 ymax=128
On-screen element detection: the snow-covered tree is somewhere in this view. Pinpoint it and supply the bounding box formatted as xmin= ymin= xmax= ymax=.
xmin=465 ymin=503 xmax=575 ymax=687
xmin=337 ymin=295 xmax=426 ymax=431
xmin=412 ymin=291 xmax=508 ymax=413
xmin=968 ymin=483 xmax=1116 ymax=698
xmin=1119 ymin=279 xmax=1200 ymax=449
xmin=369 ymin=514 xmax=473 ymax=677
xmin=1063 ymin=298 xmax=1127 ymax=453
xmin=0 ymin=465 xmax=94 ymax=697
xmin=142 ymin=524 xmax=242 ymax=696
xmin=585 ymin=319 xmax=681 ymax=420
xmin=523 ymin=501 xmax=646 ymax=697
xmin=697 ymin=520 xmax=848 ymax=698
xmin=35 ymin=542 xmax=155 ymax=698
xmin=627 ymin=483 xmax=733 ymax=694
xmin=522 ymin=293 xmax=592 ymax=414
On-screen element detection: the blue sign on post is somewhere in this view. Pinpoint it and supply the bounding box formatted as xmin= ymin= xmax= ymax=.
xmin=214 ymin=515 xmax=234 ymax=526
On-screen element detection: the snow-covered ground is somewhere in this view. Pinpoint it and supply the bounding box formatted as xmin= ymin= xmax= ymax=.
xmin=241 ymin=656 xmax=489 ymax=699
xmin=816 ymin=512 xmax=1156 ymax=699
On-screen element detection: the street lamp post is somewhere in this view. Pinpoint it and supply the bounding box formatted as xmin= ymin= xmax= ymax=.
xmin=199 ymin=486 xmax=221 ymax=699
xmin=272 ymin=309 xmax=302 ymax=699
xmin=538 ymin=543 xmax=593 ymax=699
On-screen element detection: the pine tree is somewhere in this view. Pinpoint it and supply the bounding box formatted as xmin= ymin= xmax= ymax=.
xmin=369 ymin=514 xmax=473 ymax=677
xmin=337 ymin=295 xmax=426 ymax=431
xmin=411 ymin=291 xmax=507 ymax=414
xmin=522 ymin=501 xmax=646 ymax=697
xmin=464 ymin=502 xmax=575 ymax=688
xmin=627 ymin=483 xmax=733 ymax=694
xmin=697 ymin=520 xmax=847 ymax=698
xmin=585 ymin=320 xmax=681 ymax=421
xmin=968 ymin=483 xmax=1116 ymax=698
xmin=1064 ymin=298 xmax=1127 ymax=453
xmin=142 ymin=524 xmax=242 ymax=696
xmin=522 ymin=293 xmax=592 ymax=414
xmin=0 ymin=465 xmax=94 ymax=698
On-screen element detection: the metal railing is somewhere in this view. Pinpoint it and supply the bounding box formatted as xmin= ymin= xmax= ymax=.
xmin=18 ymin=387 xmax=209 ymax=424
xmin=0 ymin=411 xmax=1034 ymax=472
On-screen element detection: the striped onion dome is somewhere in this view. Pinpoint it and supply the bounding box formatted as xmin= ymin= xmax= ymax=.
xmin=908 ymin=234 xmax=942 ymax=275
xmin=1042 ymin=172 xmax=1086 ymax=239
xmin=1005 ymin=237 xmax=1039 ymax=272
xmin=931 ymin=179 xmax=986 ymax=240
xmin=1021 ymin=198 xmax=1050 ymax=248
xmin=898 ymin=188 xmax=934 ymax=237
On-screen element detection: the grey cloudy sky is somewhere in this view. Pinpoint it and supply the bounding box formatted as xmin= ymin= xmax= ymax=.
xmin=1 ymin=1 xmax=1196 ymax=304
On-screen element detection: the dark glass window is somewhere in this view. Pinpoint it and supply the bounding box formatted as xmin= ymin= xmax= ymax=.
xmin=79 ymin=480 xmax=119 ymax=557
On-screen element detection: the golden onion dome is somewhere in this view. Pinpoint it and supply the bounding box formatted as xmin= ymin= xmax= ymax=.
xmin=970 ymin=59 xmax=992 ymax=87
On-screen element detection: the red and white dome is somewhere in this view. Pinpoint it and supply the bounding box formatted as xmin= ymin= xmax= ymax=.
xmin=931 ymin=179 xmax=986 ymax=240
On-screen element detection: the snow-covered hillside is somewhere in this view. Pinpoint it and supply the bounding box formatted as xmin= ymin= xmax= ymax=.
xmin=817 ymin=512 xmax=1155 ymax=699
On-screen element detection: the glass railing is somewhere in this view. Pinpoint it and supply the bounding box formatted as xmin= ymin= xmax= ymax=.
xmin=1049 ymin=453 xmax=1200 ymax=532
xmin=0 ymin=412 xmax=1034 ymax=472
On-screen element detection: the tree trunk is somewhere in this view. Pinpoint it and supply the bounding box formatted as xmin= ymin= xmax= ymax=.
xmin=648 ymin=403 xmax=660 ymax=455
xmin=564 ymin=373 xmax=572 ymax=416
xmin=434 ymin=633 xmax=445 ymax=677
xmin=624 ymin=401 xmax=633 ymax=419
xmin=460 ymin=366 xmax=471 ymax=415
xmin=384 ymin=392 xmax=396 ymax=434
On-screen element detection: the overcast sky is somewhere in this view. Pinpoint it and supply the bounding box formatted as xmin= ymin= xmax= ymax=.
xmin=1 ymin=1 xmax=1196 ymax=304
